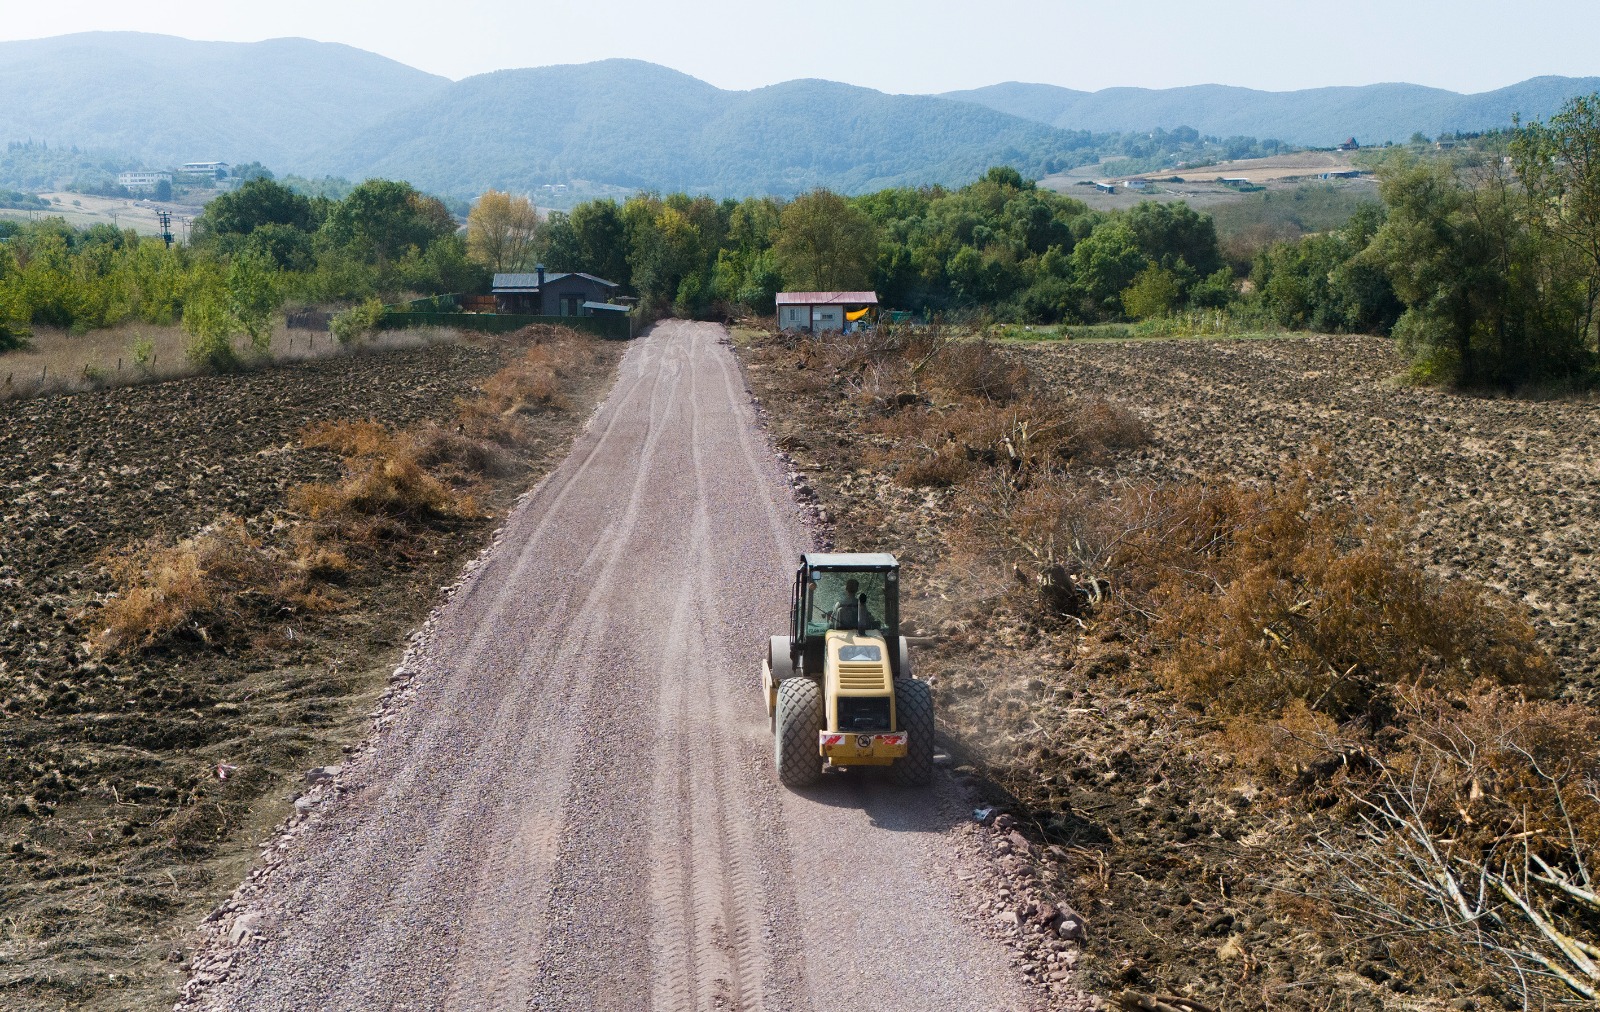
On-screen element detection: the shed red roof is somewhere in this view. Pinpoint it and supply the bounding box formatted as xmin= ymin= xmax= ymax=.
xmin=775 ymin=291 xmax=878 ymax=306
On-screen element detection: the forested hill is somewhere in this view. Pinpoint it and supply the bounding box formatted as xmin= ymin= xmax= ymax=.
xmin=5 ymin=32 xmax=1600 ymax=200
xmin=0 ymin=33 xmax=449 ymax=167
xmin=941 ymin=76 xmax=1600 ymax=146
xmin=305 ymin=59 xmax=1085 ymax=199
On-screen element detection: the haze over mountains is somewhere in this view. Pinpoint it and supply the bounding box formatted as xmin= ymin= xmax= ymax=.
xmin=943 ymin=77 xmax=1600 ymax=146
xmin=3 ymin=32 xmax=1598 ymax=200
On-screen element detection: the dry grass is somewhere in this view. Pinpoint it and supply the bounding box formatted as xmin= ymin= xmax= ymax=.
xmin=97 ymin=325 xmax=603 ymax=657
xmin=793 ymin=323 xmax=1147 ymax=488
xmin=292 ymin=420 xmax=479 ymax=544
xmin=95 ymin=516 xmax=347 ymax=652
xmin=957 ymin=464 xmax=1556 ymax=721
xmin=0 ymin=321 xmax=461 ymax=401
xmin=456 ymin=326 xmax=600 ymax=444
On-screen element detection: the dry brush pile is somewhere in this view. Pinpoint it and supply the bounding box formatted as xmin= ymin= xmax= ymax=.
xmin=0 ymin=325 xmax=621 ymax=1009
xmin=740 ymin=325 xmax=1598 ymax=1009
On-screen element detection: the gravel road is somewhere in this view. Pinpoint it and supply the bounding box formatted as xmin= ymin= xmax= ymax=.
xmin=186 ymin=321 xmax=1032 ymax=1012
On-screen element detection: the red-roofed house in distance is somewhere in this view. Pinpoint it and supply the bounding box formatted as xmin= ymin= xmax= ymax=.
xmin=776 ymin=291 xmax=878 ymax=334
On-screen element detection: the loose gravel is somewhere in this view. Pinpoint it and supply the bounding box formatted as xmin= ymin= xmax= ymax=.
xmin=178 ymin=322 xmax=1042 ymax=1012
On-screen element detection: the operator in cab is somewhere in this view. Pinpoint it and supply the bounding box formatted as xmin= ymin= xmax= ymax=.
xmin=832 ymin=578 xmax=878 ymax=630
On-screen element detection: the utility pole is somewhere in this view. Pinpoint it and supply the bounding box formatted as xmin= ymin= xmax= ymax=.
xmin=156 ymin=208 xmax=173 ymax=248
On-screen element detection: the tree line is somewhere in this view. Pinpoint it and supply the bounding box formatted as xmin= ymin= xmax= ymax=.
xmin=1252 ymin=96 xmax=1600 ymax=387
xmin=470 ymin=166 xmax=1236 ymax=325
xmin=8 ymin=93 xmax=1600 ymax=389
xmin=0 ymin=177 xmax=482 ymax=358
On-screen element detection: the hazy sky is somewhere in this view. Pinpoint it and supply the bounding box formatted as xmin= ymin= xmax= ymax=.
xmin=7 ymin=1 xmax=1598 ymax=94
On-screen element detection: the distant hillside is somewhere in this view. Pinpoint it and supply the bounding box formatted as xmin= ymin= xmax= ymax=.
xmin=4 ymin=32 xmax=1598 ymax=202
xmin=0 ymin=32 xmax=449 ymax=167
xmin=941 ymin=77 xmax=1600 ymax=146
xmin=307 ymin=60 xmax=1088 ymax=198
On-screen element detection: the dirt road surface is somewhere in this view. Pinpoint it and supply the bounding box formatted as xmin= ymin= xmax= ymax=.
xmin=184 ymin=321 xmax=1032 ymax=1012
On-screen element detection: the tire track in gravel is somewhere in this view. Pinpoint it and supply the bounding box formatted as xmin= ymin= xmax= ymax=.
xmin=185 ymin=321 xmax=1032 ymax=1012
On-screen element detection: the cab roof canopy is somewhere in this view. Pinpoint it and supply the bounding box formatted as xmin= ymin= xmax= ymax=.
xmin=801 ymin=552 xmax=898 ymax=571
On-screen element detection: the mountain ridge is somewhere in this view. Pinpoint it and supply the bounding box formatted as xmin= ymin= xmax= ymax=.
xmin=941 ymin=76 xmax=1600 ymax=145
xmin=0 ymin=32 xmax=449 ymax=167
xmin=2 ymin=33 xmax=1598 ymax=198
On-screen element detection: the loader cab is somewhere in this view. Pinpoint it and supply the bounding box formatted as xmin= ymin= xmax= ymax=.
xmin=790 ymin=553 xmax=901 ymax=678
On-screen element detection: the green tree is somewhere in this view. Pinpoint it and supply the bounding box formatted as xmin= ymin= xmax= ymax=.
xmin=196 ymin=179 xmax=315 ymax=240
xmin=568 ymin=199 xmax=630 ymax=285
xmin=1121 ymin=266 xmax=1182 ymax=319
xmin=773 ymin=189 xmax=879 ymax=291
xmin=1125 ymin=200 xmax=1223 ymax=281
xmin=181 ymin=278 xmax=243 ymax=370
xmin=1070 ymin=220 xmax=1146 ymax=314
xmin=319 ymin=180 xmax=457 ymax=266
xmin=226 ymin=249 xmax=281 ymax=351
xmin=1511 ymin=92 xmax=1600 ymax=365
xmin=1366 ymin=159 xmax=1574 ymax=387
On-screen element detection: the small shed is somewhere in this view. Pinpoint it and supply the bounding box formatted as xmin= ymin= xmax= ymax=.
xmin=776 ymin=291 xmax=879 ymax=333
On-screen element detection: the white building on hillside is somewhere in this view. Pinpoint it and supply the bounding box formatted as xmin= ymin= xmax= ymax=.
xmin=179 ymin=161 xmax=230 ymax=178
xmin=118 ymin=170 xmax=172 ymax=191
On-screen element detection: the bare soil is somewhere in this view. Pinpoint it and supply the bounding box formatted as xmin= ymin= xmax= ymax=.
xmin=735 ymin=329 xmax=1600 ymax=1009
xmin=0 ymin=330 xmax=624 ymax=1010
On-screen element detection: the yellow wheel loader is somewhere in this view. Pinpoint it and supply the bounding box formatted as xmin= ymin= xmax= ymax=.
xmin=762 ymin=553 xmax=934 ymax=788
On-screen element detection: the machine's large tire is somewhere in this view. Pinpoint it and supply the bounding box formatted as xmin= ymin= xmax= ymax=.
xmin=890 ymin=677 xmax=935 ymax=787
xmin=766 ymin=636 xmax=794 ymax=733
xmin=896 ymin=636 xmax=914 ymax=680
xmin=775 ymin=678 xmax=824 ymax=788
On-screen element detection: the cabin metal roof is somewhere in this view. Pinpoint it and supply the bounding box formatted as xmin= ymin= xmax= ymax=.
xmin=492 ymin=271 xmax=621 ymax=293
xmin=801 ymin=552 xmax=898 ymax=570
xmin=775 ymin=291 xmax=878 ymax=306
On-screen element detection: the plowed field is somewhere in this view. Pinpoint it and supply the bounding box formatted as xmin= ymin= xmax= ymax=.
xmin=0 ymin=333 xmax=623 ymax=1010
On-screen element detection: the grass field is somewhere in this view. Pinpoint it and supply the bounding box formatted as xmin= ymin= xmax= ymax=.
xmin=1041 ymin=150 xmax=1375 ymax=215
xmin=0 ymin=192 xmax=208 ymax=238
xmin=0 ymin=322 xmax=462 ymax=401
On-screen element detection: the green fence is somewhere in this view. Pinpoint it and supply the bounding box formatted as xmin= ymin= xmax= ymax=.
xmin=379 ymin=311 xmax=633 ymax=340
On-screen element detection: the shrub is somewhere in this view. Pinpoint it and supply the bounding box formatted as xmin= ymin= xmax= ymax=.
xmin=330 ymin=297 xmax=385 ymax=345
xmin=873 ymin=395 xmax=1147 ymax=488
xmin=961 ymin=466 xmax=1556 ymax=720
xmin=1298 ymin=688 xmax=1600 ymax=1005
xmin=1120 ymin=266 xmax=1182 ymax=320
xmin=182 ymin=286 xmax=242 ymax=371
xmin=1147 ymin=476 xmax=1555 ymax=720
xmin=129 ymin=334 xmax=155 ymax=369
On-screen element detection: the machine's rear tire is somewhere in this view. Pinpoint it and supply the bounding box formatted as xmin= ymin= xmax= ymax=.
xmin=766 ymin=636 xmax=794 ymax=733
xmin=775 ymin=678 xmax=824 ymax=788
xmin=890 ymin=677 xmax=935 ymax=787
